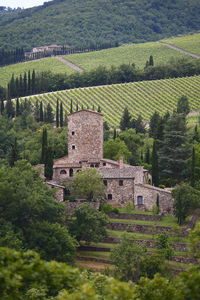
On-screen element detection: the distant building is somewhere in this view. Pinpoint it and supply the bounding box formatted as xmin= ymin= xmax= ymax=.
xmin=32 ymin=44 xmax=63 ymax=53
xmin=51 ymin=110 xmax=173 ymax=215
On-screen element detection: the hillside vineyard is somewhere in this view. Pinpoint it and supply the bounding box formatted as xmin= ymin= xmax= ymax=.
xmin=22 ymin=75 xmax=200 ymax=126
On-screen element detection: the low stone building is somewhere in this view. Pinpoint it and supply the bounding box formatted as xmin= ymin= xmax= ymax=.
xmin=51 ymin=109 xmax=174 ymax=214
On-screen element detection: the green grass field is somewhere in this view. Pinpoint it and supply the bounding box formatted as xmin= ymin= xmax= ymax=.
xmin=65 ymin=42 xmax=191 ymax=71
xmin=0 ymin=57 xmax=75 ymax=88
xmin=163 ymin=33 xmax=200 ymax=56
xmin=23 ymin=75 xmax=200 ymax=127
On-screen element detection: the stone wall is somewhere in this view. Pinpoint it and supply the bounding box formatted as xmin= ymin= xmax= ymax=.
xmin=105 ymin=178 xmax=134 ymax=206
xmin=64 ymin=201 xmax=100 ymax=215
xmin=134 ymin=184 xmax=174 ymax=215
xmin=108 ymin=212 xmax=162 ymax=221
xmin=68 ymin=110 xmax=103 ymax=162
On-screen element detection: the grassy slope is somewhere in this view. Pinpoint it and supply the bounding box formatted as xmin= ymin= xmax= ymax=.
xmin=25 ymin=75 xmax=200 ymax=126
xmin=0 ymin=57 xmax=74 ymax=88
xmin=66 ymin=42 xmax=190 ymax=71
xmin=163 ymin=33 xmax=200 ymax=56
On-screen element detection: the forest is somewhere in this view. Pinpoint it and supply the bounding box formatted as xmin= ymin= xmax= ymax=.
xmin=0 ymin=0 xmax=200 ymax=49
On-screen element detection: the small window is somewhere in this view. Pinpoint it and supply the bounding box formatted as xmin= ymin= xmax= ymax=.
xmin=137 ymin=196 xmax=143 ymax=205
xmin=95 ymin=163 xmax=99 ymax=168
xmin=108 ymin=194 xmax=112 ymax=200
xmin=72 ymin=145 xmax=75 ymax=150
xmin=103 ymin=162 xmax=106 ymax=166
xmin=90 ymin=164 xmax=94 ymax=168
xmin=60 ymin=170 xmax=67 ymax=175
xmin=119 ymin=180 xmax=123 ymax=186
xmin=64 ymin=189 xmax=70 ymax=196
xmin=103 ymin=180 xmax=107 ymax=186
xmin=72 ymin=131 xmax=75 ymax=135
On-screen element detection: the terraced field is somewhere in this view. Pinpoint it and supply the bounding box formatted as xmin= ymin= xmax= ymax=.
xmin=76 ymin=210 xmax=195 ymax=272
xmin=0 ymin=57 xmax=75 ymax=88
xmin=65 ymin=42 xmax=191 ymax=71
xmin=163 ymin=33 xmax=200 ymax=56
xmin=22 ymin=75 xmax=200 ymax=127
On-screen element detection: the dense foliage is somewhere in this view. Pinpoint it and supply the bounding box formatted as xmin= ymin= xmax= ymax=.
xmin=0 ymin=0 xmax=200 ymax=49
xmin=0 ymin=161 xmax=78 ymax=262
xmin=1 ymin=246 xmax=200 ymax=299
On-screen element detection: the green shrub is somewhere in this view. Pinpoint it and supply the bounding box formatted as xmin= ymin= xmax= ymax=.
xmin=100 ymin=204 xmax=119 ymax=214
xmin=152 ymin=205 xmax=159 ymax=215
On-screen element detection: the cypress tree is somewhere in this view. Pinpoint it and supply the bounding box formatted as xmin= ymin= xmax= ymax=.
xmin=19 ymin=74 xmax=23 ymax=97
xmin=152 ymin=140 xmax=159 ymax=186
xmin=28 ymin=70 xmax=31 ymax=94
xmin=6 ymin=98 xmax=15 ymax=119
xmin=191 ymin=146 xmax=195 ymax=187
xmin=81 ymin=104 xmax=84 ymax=110
xmin=149 ymin=111 xmax=160 ymax=139
xmin=70 ymin=99 xmax=73 ymax=113
xmin=97 ymin=105 xmax=101 ymax=112
xmin=159 ymin=112 xmax=190 ymax=185
xmin=193 ymin=125 xmax=199 ymax=142
xmin=46 ymin=103 xmax=54 ymax=123
xmin=60 ymin=102 xmax=63 ymax=127
xmin=113 ymin=128 xmax=117 ymax=140
xmin=32 ymin=70 xmax=36 ymax=94
xmin=56 ymin=99 xmax=59 ymax=127
xmin=44 ymin=146 xmax=53 ymax=180
xmin=177 ymin=95 xmax=190 ymax=115
xmin=149 ymin=55 xmax=154 ymax=66
xmin=34 ymin=100 xmax=40 ymax=122
xmin=16 ymin=98 xmax=20 ymax=116
xmin=23 ymin=72 xmax=27 ymax=96
xmin=0 ymin=100 xmax=4 ymax=115
xmin=41 ymin=127 xmax=48 ymax=164
xmin=120 ymin=107 xmax=131 ymax=131
xmin=9 ymin=137 xmax=19 ymax=167
xmin=39 ymin=101 xmax=43 ymax=122
xmin=145 ymin=147 xmax=150 ymax=164
xmin=76 ymin=102 xmax=79 ymax=111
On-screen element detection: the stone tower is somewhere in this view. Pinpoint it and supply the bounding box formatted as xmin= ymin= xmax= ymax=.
xmin=67 ymin=110 xmax=103 ymax=162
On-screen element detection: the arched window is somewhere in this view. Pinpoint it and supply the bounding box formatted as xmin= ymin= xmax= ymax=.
xmin=60 ymin=170 xmax=67 ymax=175
xmin=69 ymin=168 xmax=74 ymax=177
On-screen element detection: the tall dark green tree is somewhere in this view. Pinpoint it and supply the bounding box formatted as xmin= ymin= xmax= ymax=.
xmin=177 ymin=95 xmax=190 ymax=115
xmin=31 ymin=70 xmax=36 ymax=94
xmin=44 ymin=146 xmax=53 ymax=180
xmin=56 ymin=99 xmax=59 ymax=128
xmin=191 ymin=146 xmax=195 ymax=187
xmin=60 ymin=102 xmax=63 ymax=127
xmin=159 ymin=113 xmax=190 ymax=185
xmin=145 ymin=146 xmax=150 ymax=164
xmin=41 ymin=127 xmax=48 ymax=164
xmin=46 ymin=103 xmax=54 ymax=123
xmin=70 ymin=99 xmax=73 ymax=114
xmin=149 ymin=111 xmax=161 ymax=139
xmin=39 ymin=101 xmax=43 ymax=122
xmin=34 ymin=100 xmax=40 ymax=122
xmin=6 ymin=98 xmax=15 ymax=119
xmin=152 ymin=140 xmax=159 ymax=186
xmin=120 ymin=107 xmax=131 ymax=131
xmin=135 ymin=114 xmax=146 ymax=134
xmin=15 ymin=98 xmax=20 ymax=117
xmin=149 ymin=55 xmax=154 ymax=66
xmin=9 ymin=137 xmax=19 ymax=167
xmin=0 ymin=100 xmax=5 ymax=115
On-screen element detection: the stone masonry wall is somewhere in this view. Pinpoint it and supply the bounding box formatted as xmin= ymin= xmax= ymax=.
xmin=68 ymin=111 xmax=103 ymax=162
xmin=134 ymin=184 xmax=174 ymax=215
xmin=105 ymin=178 xmax=134 ymax=206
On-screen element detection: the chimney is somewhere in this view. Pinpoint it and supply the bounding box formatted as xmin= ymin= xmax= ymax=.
xmin=118 ymin=156 xmax=124 ymax=169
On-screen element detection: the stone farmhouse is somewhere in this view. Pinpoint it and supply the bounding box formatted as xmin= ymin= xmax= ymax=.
xmin=50 ymin=110 xmax=173 ymax=215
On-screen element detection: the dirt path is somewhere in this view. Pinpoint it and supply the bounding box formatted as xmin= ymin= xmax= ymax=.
xmin=159 ymin=41 xmax=200 ymax=59
xmin=56 ymin=56 xmax=84 ymax=72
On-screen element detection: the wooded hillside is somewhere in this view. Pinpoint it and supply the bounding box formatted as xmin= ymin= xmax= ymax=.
xmin=1 ymin=0 xmax=200 ymax=49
